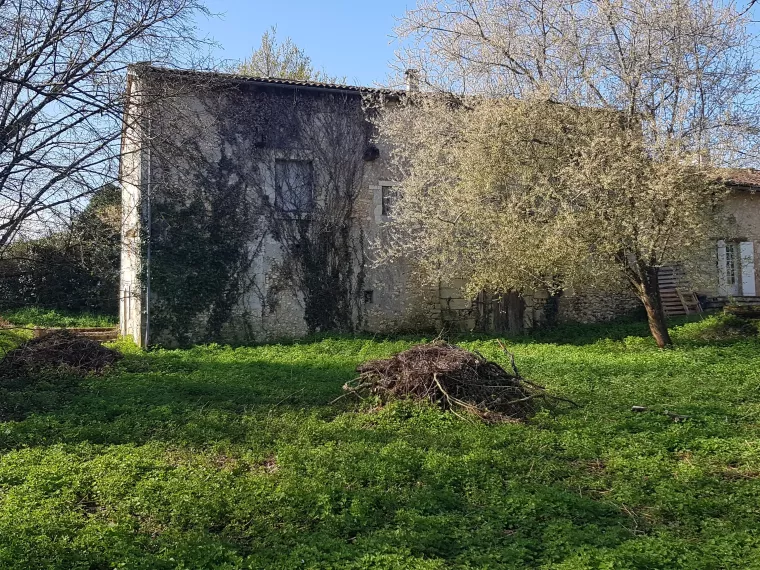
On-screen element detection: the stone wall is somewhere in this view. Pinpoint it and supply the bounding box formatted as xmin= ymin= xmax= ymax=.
xmin=557 ymin=288 xmax=642 ymax=324
xmin=434 ymin=281 xmax=553 ymax=334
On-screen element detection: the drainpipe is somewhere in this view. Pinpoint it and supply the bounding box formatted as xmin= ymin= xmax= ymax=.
xmin=143 ymin=95 xmax=152 ymax=348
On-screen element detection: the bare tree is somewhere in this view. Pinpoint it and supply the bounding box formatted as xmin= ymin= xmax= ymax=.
xmin=0 ymin=0 xmax=210 ymax=258
xmin=378 ymin=0 xmax=758 ymax=347
xmin=396 ymin=0 xmax=760 ymax=165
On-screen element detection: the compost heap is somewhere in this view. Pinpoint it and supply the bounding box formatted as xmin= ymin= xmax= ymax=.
xmin=347 ymin=341 xmax=568 ymax=422
xmin=0 ymin=330 xmax=121 ymax=378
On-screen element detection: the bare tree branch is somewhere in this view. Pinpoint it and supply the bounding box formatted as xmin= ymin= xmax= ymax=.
xmin=0 ymin=0 xmax=212 ymax=256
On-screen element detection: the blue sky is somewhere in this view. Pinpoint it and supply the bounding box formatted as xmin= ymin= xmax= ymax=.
xmin=196 ymin=0 xmax=412 ymax=87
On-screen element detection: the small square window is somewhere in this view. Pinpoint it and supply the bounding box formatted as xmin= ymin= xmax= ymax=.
xmin=363 ymin=290 xmax=374 ymax=304
xmin=381 ymin=185 xmax=396 ymax=217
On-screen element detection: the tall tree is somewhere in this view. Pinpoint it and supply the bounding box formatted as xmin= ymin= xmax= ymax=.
xmin=0 ymin=0 xmax=210 ymax=258
xmin=378 ymin=0 xmax=758 ymax=347
xmin=238 ymin=26 xmax=344 ymax=83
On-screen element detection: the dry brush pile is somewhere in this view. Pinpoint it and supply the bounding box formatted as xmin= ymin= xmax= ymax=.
xmin=344 ymin=341 xmax=574 ymax=422
xmin=0 ymin=330 xmax=121 ymax=379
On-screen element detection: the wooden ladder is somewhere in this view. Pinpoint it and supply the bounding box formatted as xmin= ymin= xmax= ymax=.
xmin=676 ymin=287 xmax=703 ymax=315
xmin=657 ymin=266 xmax=702 ymax=317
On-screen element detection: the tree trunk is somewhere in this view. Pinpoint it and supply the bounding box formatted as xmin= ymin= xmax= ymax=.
xmin=637 ymin=268 xmax=672 ymax=348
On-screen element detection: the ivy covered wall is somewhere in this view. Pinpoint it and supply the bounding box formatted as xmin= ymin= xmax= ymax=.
xmin=123 ymin=73 xmax=424 ymax=346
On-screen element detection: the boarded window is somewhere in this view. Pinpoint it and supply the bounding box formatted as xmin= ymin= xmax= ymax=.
xmin=275 ymin=159 xmax=314 ymax=213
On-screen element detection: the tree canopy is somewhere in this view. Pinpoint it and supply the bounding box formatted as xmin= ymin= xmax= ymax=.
xmin=395 ymin=0 xmax=759 ymax=165
xmin=377 ymin=0 xmax=757 ymax=346
xmin=238 ymin=26 xmax=344 ymax=83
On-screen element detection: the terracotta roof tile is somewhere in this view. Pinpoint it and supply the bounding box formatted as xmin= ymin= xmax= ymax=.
xmin=715 ymin=168 xmax=760 ymax=189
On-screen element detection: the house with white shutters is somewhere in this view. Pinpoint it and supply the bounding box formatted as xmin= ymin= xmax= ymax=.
xmin=654 ymin=171 xmax=760 ymax=318
xmin=712 ymin=171 xmax=760 ymax=301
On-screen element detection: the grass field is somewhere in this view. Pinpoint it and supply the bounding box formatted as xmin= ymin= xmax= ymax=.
xmin=1 ymin=316 xmax=760 ymax=568
xmin=1 ymin=307 xmax=118 ymax=328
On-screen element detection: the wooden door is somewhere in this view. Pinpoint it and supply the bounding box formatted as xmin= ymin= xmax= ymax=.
xmin=474 ymin=291 xmax=524 ymax=334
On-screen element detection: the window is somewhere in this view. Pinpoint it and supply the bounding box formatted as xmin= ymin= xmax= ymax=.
xmin=275 ymin=159 xmax=314 ymax=213
xmin=381 ymin=184 xmax=397 ymax=217
xmin=363 ymin=290 xmax=374 ymax=304
xmin=726 ymin=242 xmax=737 ymax=286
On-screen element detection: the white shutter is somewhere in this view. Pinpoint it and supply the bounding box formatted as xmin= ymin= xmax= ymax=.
xmin=740 ymin=241 xmax=756 ymax=296
xmin=717 ymin=240 xmax=729 ymax=295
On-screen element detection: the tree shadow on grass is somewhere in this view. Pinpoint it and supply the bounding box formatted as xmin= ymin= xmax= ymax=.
xmin=0 ymin=425 xmax=644 ymax=569
xmin=0 ymin=348 xmax=358 ymax=449
xmin=2 ymin=323 xmax=755 ymax=451
xmin=0 ymin=346 xmax=645 ymax=569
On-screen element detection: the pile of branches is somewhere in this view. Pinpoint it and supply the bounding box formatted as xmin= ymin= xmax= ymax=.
xmin=0 ymin=330 xmax=121 ymax=378
xmin=344 ymin=341 xmax=574 ymax=422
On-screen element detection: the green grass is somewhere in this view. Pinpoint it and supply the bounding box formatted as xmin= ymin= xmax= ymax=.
xmin=0 ymin=328 xmax=31 ymax=357
xmin=1 ymin=307 xmax=117 ymax=328
xmin=1 ymin=316 xmax=760 ymax=568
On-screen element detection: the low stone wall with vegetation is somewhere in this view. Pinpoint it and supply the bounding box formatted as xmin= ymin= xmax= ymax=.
xmin=557 ymin=289 xmax=643 ymax=324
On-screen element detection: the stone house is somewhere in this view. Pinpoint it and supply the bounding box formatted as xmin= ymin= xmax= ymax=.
xmin=700 ymin=170 xmax=760 ymax=304
xmin=119 ymin=65 xmax=758 ymax=346
xmin=120 ymin=65 xmax=460 ymax=346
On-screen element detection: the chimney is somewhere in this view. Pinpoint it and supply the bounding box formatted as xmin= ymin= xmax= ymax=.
xmin=405 ymin=68 xmax=420 ymax=92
